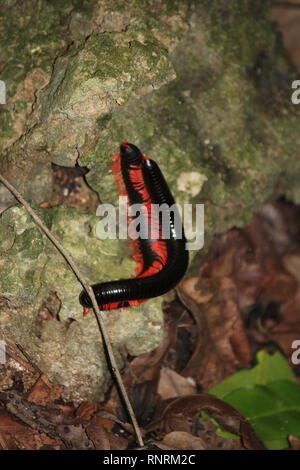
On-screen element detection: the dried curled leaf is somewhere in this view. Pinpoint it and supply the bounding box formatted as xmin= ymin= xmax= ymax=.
xmin=147 ymin=393 xmax=265 ymax=450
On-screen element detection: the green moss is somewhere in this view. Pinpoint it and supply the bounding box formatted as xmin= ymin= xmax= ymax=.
xmin=96 ymin=112 xmax=113 ymax=128
xmin=0 ymin=1 xmax=70 ymax=95
xmin=202 ymin=0 xmax=274 ymax=67
xmin=40 ymin=29 xmax=174 ymax=113
xmin=0 ymin=108 xmax=13 ymax=137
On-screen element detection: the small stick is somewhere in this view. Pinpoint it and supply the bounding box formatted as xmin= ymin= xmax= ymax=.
xmin=0 ymin=173 xmax=144 ymax=448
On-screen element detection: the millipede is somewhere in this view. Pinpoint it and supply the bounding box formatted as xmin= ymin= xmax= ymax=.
xmin=79 ymin=141 xmax=189 ymax=311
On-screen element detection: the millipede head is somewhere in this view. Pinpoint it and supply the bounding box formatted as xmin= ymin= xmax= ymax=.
xmin=79 ymin=289 xmax=91 ymax=308
xmin=120 ymin=141 xmax=144 ymax=165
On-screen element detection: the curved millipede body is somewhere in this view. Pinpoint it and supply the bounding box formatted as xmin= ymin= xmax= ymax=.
xmin=79 ymin=142 xmax=189 ymax=310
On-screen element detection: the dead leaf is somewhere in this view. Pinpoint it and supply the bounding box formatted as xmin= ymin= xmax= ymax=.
xmin=147 ymin=394 xmax=265 ymax=450
xmin=288 ymin=435 xmax=300 ymax=450
xmin=158 ymin=367 xmax=196 ymax=400
xmin=178 ymin=274 xmax=252 ymax=389
xmin=156 ymin=431 xmax=207 ymax=450
xmin=28 ymin=374 xmax=65 ymax=406
xmin=86 ymin=414 xmax=128 ymax=450
xmin=0 ymin=410 xmax=59 ymax=450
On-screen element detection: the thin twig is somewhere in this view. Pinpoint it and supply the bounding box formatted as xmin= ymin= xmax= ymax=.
xmin=0 ymin=172 xmax=144 ymax=448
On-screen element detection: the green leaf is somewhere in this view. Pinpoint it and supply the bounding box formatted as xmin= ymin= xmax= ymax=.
xmin=216 ymin=429 xmax=240 ymax=440
xmin=199 ymin=411 xmax=239 ymax=440
xmin=223 ymin=380 xmax=300 ymax=450
xmin=208 ymin=351 xmax=300 ymax=449
xmin=209 ymin=350 xmax=295 ymax=398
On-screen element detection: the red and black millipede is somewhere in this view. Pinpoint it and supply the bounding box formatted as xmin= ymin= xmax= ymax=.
xmin=79 ymin=141 xmax=189 ymax=311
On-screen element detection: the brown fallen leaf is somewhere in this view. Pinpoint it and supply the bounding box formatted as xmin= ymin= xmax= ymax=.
xmin=178 ymin=199 xmax=300 ymax=388
xmin=178 ymin=274 xmax=252 ymax=389
xmin=147 ymin=394 xmax=265 ymax=450
xmin=86 ymin=414 xmax=129 ymax=450
xmin=76 ymin=402 xmax=98 ymax=420
xmin=28 ymin=374 xmax=65 ymax=406
xmin=155 ymin=431 xmax=207 ymax=450
xmin=0 ymin=410 xmax=60 ymax=450
xmin=158 ymin=367 xmax=197 ymax=400
xmin=0 ymin=391 xmax=94 ymax=450
xmin=288 ymin=435 xmax=300 ymax=450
